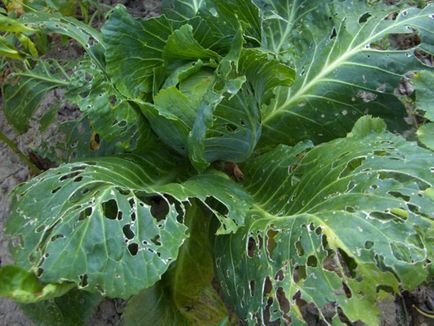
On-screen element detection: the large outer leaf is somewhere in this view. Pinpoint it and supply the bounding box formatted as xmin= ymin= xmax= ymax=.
xmin=66 ymin=60 xmax=155 ymax=153
xmin=198 ymin=0 xmax=261 ymax=45
xmin=6 ymin=154 xmax=251 ymax=299
xmin=20 ymin=11 xmax=104 ymax=68
xmin=215 ymin=117 xmax=434 ymax=325
xmin=4 ymin=61 xmax=69 ymax=133
xmin=253 ymin=0 xmax=332 ymax=62
xmin=261 ymin=3 xmax=434 ymax=146
xmin=102 ymin=5 xmax=174 ymax=99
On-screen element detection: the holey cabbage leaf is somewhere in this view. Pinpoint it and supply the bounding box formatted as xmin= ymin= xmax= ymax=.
xmin=214 ymin=117 xmax=434 ymax=325
xmin=5 ymin=152 xmax=252 ymax=299
xmin=258 ymin=1 xmax=434 ymax=146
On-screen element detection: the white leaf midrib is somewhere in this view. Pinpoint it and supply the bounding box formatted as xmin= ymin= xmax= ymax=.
xmin=262 ymin=11 xmax=426 ymax=124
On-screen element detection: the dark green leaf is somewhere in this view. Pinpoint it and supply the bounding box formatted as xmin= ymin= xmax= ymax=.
xmin=163 ymin=24 xmax=220 ymax=71
xmin=260 ymin=3 xmax=434 ymax=146
xmin=20 ymin=11 xmax=104 ymax=67
xmin=67 ymin=60 xmax=155 ymax=153
xmin=4 ymin=61 xmax=69 ymax=133
xmin=123 ymin=283 xmax=189 ymax=326
xmin=199 ymin=0 xmax=261 ymax=46
xmin=102 ymin=5 xmax=174 ymax=99
xmin=123 ymin=202 xmax=228 ymax=325
xmin=253 ymin=0 xmax=332 ymax=62
xmin=215 ymin=117 xmax=434 ymax=325
xmin=20 ymin=289 xmax=102 ymax=326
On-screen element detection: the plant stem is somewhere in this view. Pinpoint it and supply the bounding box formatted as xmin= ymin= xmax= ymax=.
xmin=0 ymin=129 xmax=41 ymax=175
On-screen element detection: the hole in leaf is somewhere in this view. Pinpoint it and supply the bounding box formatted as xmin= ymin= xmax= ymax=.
xmin=388 ymin=191 xmax=410 ymax=202
xmin=79 ymin=207 xmax=92 ymax=220
xmin=263 ymin=297 xmax=274 ymax=325
xmin=345 ymin=206 xmax=356 ymax=213
xmin=293 ymin=265 xmax=306 ymax=282
xmin=330 ymin=27 xmax=337 ymax=39
xmin=295 ymin=240 xmax=304 ymax=256
xmin=149 ymin=197 xmax=169 ymax=220
xmin=150 ymin=235 xmax=161 ymax=246
xmin=370 ymin=211 xmax=396 ymax=222
xmin=249 ymin=280 xmax=255 ymax=296
xmin=128 ymin=198 xmax=135 ymax=208
xmin=321 ymin=234 xmax=329 ymax=250
xmin=365 ymin=241 xmax=374 ymax=249
xmin=73 ymin=176 xmax=83 ymax=182
xmin=118 ymin=189 xmax=131 ymax=196
xmin=406 ymin=203 xmax=420 ymax=214
xmin=359 ymin=12 xmax=371 ymax=23
xmin=247 ymin=236 xmax=256 ymax=258
xmin=267 ymin=229 xmax=277 ymax=257
xmin=36 ymin=225 xmax=45 ymax=233
xmin=123 ymin=224 xmax=135 ymax=240
xmin=60 ymin=171 xmax=80 ymax=181
xmin=323 ymin=252 xmax=341 ymax=276
xmin=51 ymin=234 xmax=64 ymax=241
xmin=307 ymin=255 xmax=318 ymax=267
xmin=263 ymin=276 xmax=272 ymax=296
xmin=102 ymin=199 xmax=118 ymax=220
xmin=36 ymin=268 xmax=44 ymax=277
xmin=339 ymin=157 xmax=366 ymax=178
xmin=128 ymin=243 xmax=139 ymax=256
xmin=275 ymin=270 xmax=284 ymax=281
xmin=342 ymin=282 xmax=352 ymax=298
xmin=338 ymin=249 xmax=357 ymax=278
xmin=51 ymin=187 xmax=61 ymax=194
xmin=79 ymin=274 xmax=88 ymax=287
xmin=226 ymin=123 xmax=238 ymax=132
xmin=276 ymin=287 xmax=290 ymax=315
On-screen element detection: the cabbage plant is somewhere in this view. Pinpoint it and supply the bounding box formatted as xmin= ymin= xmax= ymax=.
xmin=1 ymin=0 xmax=434 ymax=325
